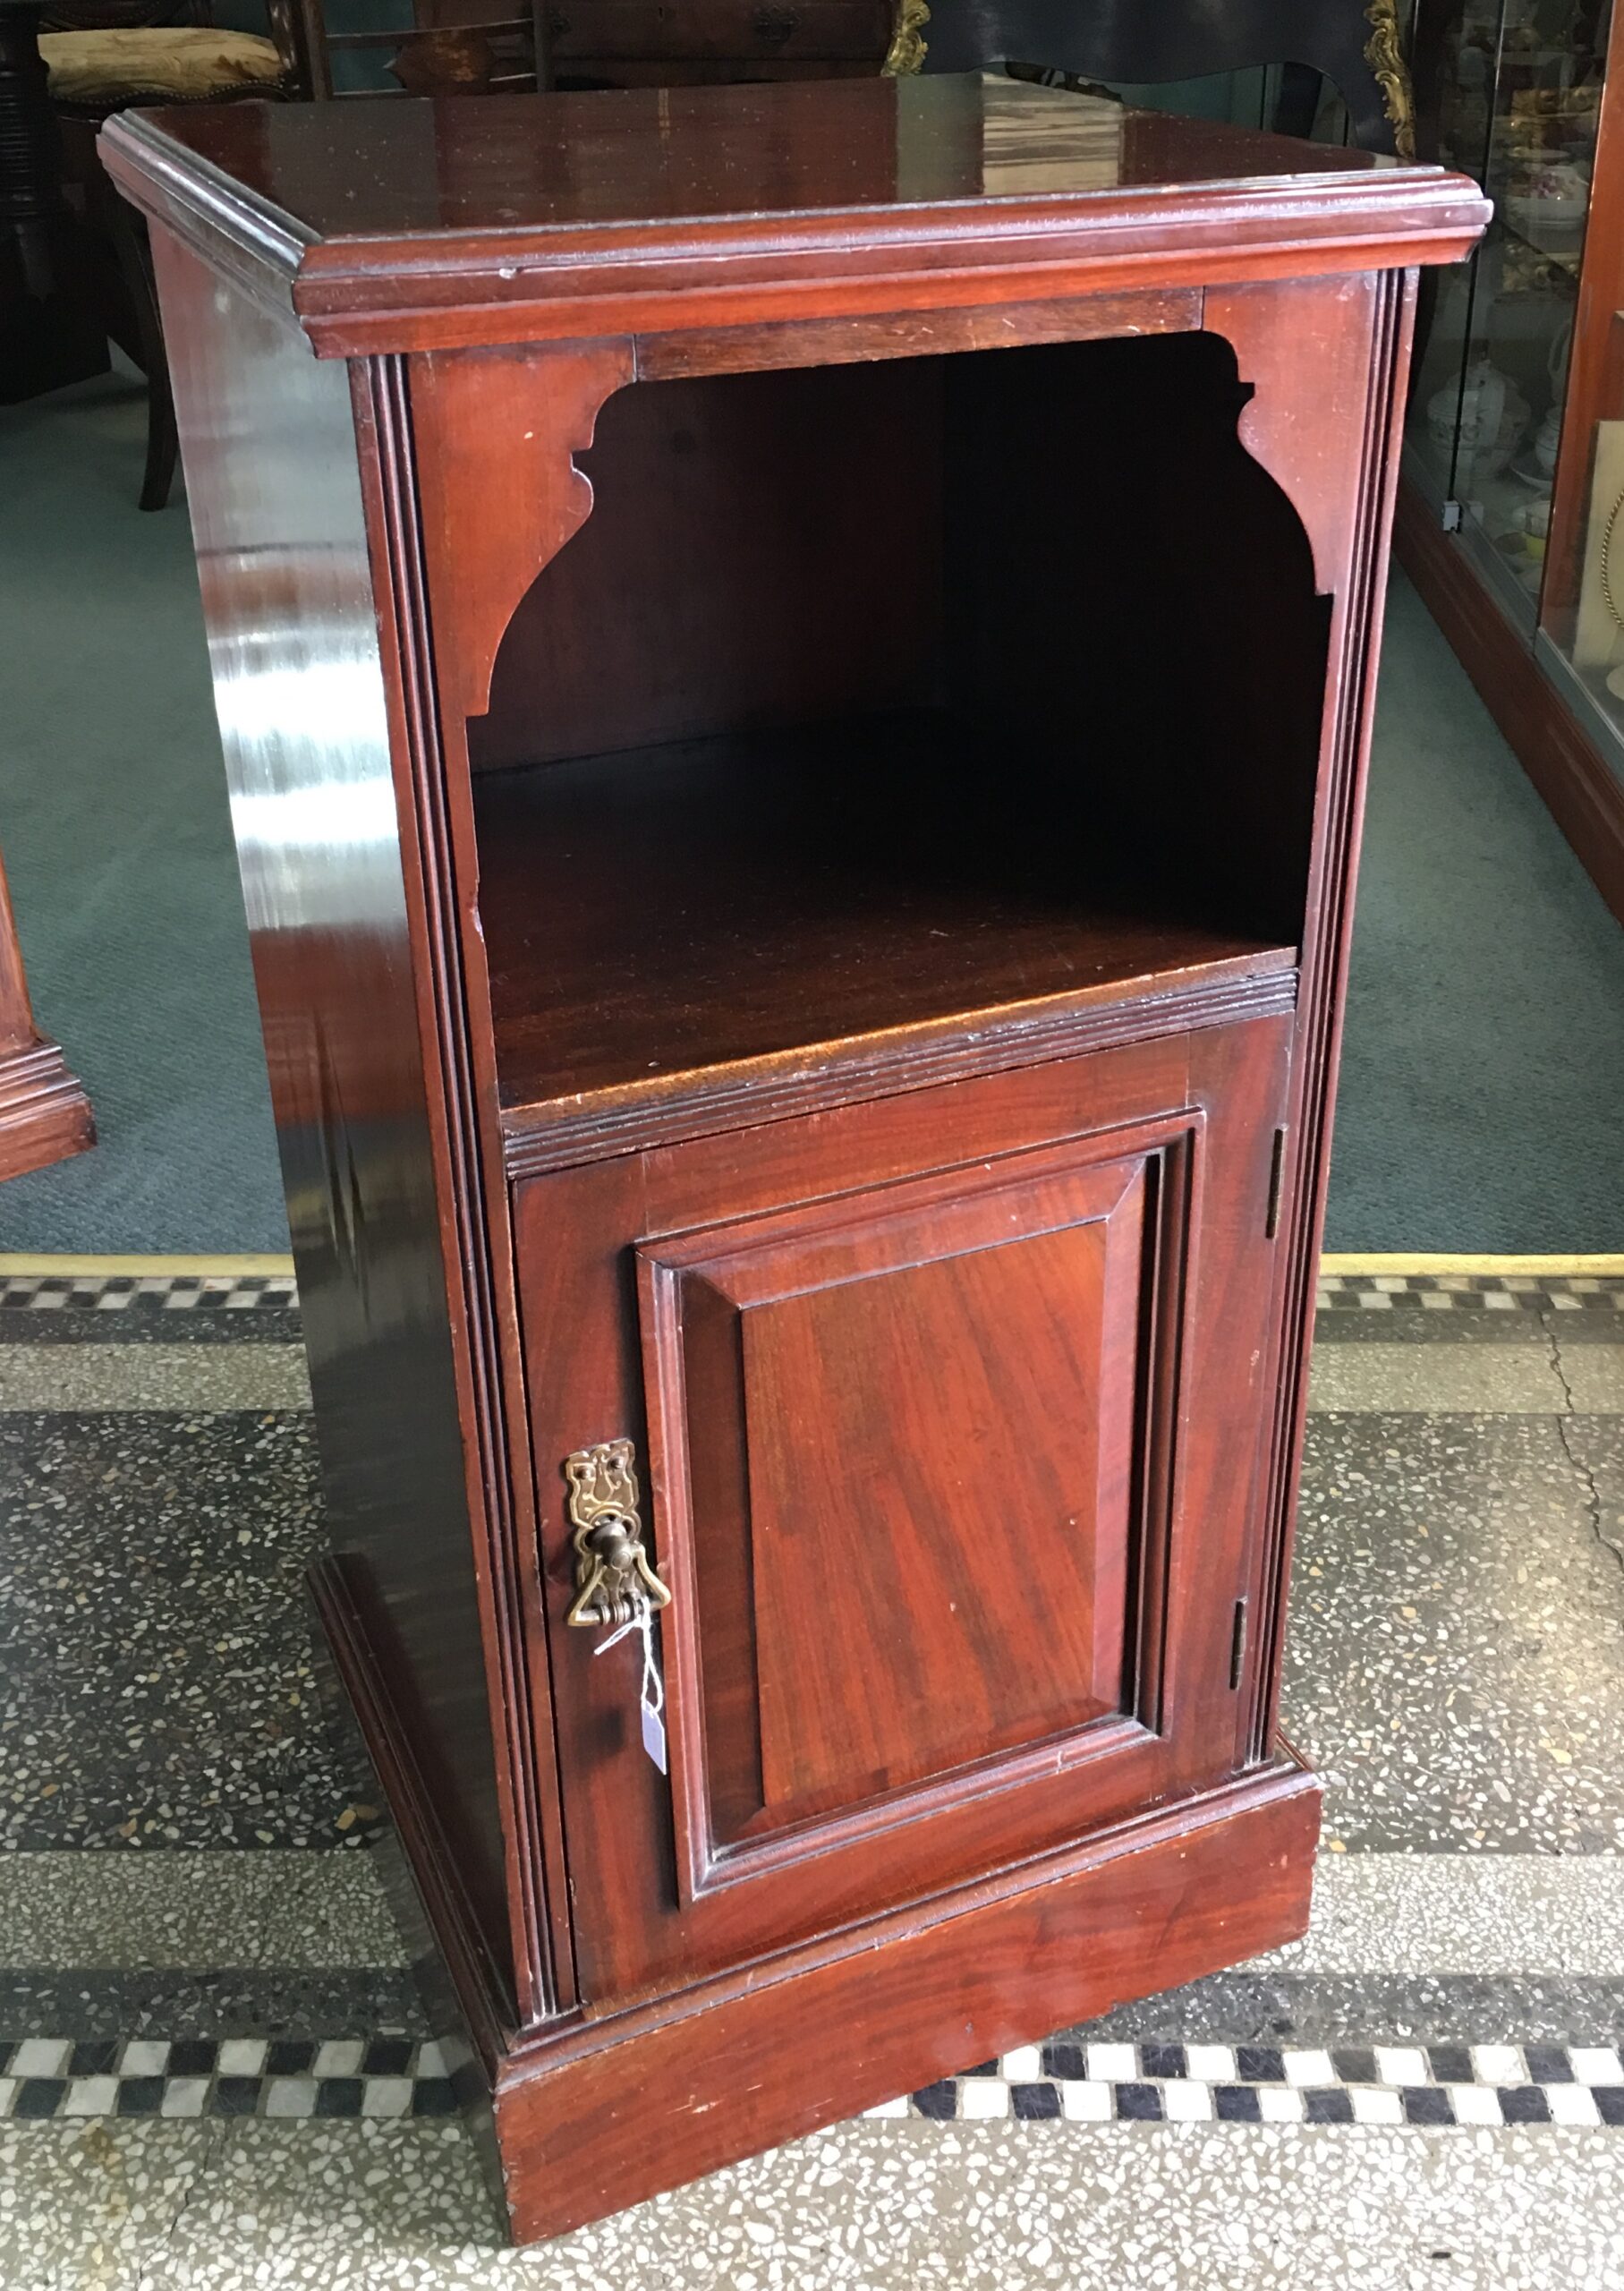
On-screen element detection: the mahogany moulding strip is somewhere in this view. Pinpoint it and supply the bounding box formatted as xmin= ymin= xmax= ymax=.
xmin=497 ymin=958 xmax=1300 ymax=1174
xmin=98 ymin=80 xmax=1491 ymax=358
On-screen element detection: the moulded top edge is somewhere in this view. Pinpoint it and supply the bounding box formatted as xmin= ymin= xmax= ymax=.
xmin=100 ymin=77 xmax=1489 ymax=343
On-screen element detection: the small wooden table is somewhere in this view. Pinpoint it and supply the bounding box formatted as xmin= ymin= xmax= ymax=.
xmin=105 ymin=77 xmax=1485 ymax=2243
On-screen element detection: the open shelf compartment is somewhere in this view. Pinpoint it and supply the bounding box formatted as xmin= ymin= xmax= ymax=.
xmin=466 ymin=329 xmax=1331 ymax=1157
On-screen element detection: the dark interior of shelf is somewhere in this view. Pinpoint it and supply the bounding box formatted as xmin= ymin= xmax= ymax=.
xmin=477 ymin=711 xmax=1296 ymax=1115
xmin=467 ymin=332 xmax=1331 ymax=1123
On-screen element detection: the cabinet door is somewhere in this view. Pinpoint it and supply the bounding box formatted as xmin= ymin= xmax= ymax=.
xmin=514 ymin=1019 xmax=1290 ymax=2008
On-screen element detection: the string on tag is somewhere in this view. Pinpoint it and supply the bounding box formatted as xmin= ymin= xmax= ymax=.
xmin=591 ymin=1591 xmax=667 ymax=1774
xmin=591 ymin=1602 xmax=646 ymax=1658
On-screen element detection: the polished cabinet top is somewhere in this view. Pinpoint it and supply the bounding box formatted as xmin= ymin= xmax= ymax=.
xmin=103 ymin=75 xmax=1489 ymax=355
xmin=123 ymin=77 xmax=1381 ymax=236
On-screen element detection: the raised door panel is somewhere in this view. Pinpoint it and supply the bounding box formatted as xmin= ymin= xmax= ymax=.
xmin=514 ymin=1018 xmax=1291 ymax=2006
xmin=642 ymin=1143 xmax=1145 ymax=1855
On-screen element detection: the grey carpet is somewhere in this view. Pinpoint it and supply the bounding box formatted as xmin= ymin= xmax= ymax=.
xmin=1 ymin=370 xmax=1620 ymax=1253
xmin=0 ymin=372 xmax=284 ymax=1252
xmin=1336 ymin=575 xmax=1624 ymax=1251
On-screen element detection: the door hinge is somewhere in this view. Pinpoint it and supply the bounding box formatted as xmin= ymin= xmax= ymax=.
xmin=1265 ymin=1127 xmax=1288 ymax=1239
xmin=1229 ymin=1597 xmax=1248 ymax=1691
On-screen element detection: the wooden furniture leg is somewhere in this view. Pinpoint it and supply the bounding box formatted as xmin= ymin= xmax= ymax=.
xmin=106 ymin=183 xmax=175 ymax=509
xmin=0 ymin=842 xmax=93 ymax=1183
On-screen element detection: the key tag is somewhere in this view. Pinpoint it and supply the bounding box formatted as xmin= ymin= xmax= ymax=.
xmin=592 ymin=1593 xmax=668 ymax=1776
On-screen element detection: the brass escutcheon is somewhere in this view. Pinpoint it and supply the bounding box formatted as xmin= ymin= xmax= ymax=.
xmin=563 ymin=1438 xmax=673 ymax=1629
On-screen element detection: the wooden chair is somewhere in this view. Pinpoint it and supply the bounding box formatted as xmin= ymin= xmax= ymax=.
xmin=42 ymin=0 xmax=295 ymax=507
xmin=888 ymin=0 xmax=1415 ymax=159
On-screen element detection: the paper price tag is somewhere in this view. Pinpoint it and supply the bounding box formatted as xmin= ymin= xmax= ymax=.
xmin=641 ymin=1696 xmax=667 ymax=1776
xmin=593 ymin=1594 xmax=667 ymax=1775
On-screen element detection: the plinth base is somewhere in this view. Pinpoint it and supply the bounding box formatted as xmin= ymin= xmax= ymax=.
xmin=0 ymin=1035 xmax=94 ymax=1181
xmin=314 ymin=1551 xmax=1319 ymax=2247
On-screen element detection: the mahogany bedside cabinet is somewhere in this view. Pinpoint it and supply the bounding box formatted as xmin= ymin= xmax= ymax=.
xmin=104 ymin=78 xmax=1486 ymax=2241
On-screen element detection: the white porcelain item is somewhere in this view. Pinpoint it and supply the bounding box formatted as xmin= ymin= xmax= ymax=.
xmin=1535 ymin=405 xmax=1563 ymax=477
xmin=1430 ymin=356 xmax=1528 ymax=481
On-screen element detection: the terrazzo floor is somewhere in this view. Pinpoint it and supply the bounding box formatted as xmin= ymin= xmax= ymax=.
xmin=0 ymin=1269 xmax=1620 ymax=2284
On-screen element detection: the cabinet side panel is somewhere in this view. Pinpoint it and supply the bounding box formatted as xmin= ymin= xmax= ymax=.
xmin=152 ymin=232 xmax=512 ymax=1999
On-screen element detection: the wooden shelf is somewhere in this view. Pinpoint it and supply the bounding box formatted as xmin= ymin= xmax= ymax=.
xmin=477 ymin=712 xmax=1297 ymax=1163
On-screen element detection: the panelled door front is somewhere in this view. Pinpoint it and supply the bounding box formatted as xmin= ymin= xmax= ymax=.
xmin=514 ymin=1018 xmax=1291 ymax=2008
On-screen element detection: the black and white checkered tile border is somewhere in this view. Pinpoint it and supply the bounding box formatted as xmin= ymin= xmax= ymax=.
xmin=0 ymin=2036 xmax=456 ymax=2122
xmin=867 ymin=2041 xmax=1624 ymax=2128
xmin=4 ymin=2036 xmax=1621 ymax=2125
xmin=0 ymin=1275 xmax=297 ymax=1315
xmin=1 ymin=1272 xmax=1617 ymax=1319
xmin=1314 ymin=1274 xmax=1624 ymax=1315
xmin=4 ymin=1273 xmax=1618 ymax=1316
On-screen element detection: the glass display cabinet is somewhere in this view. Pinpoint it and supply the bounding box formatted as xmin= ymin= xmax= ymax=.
xmin=1399 ymin=0 xmax=1624 ymax=919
